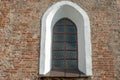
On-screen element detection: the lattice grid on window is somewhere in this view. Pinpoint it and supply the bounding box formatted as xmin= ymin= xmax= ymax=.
xmin=52 ymin=18 xmax=78 ymax=71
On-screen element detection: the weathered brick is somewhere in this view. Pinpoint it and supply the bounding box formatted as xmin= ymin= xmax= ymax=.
xmin=0 ymin=0 xmax=119 ymax=80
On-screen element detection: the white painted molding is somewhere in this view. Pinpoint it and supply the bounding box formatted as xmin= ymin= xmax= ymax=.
xmin=39 ymin=1 xmax=92 ymax=76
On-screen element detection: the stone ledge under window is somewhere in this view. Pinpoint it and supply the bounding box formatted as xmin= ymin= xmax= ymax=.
xmin=39 ymin=69 xmax=90 ymax=78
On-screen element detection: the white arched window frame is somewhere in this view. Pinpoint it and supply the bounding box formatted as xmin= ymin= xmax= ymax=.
xmin=39 ymin=1 xmax=92 ymax=76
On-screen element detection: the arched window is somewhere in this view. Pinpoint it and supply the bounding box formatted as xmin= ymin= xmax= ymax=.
xmin=39 ymin=1 xmax=92 ymax=77
xmin=52 ymin=18 xmax=78 ymax=71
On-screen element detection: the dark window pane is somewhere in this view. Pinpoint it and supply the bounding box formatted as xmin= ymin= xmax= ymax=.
xmin=65 ymin=20 xmax=74 ymax=25
xmin=66 ymin=60 xmax=77 ymax=69
xmin=66 ymin=34 xmax=76 ymax=41
xmin=66 ymin=42 xmax=77 ymax=50
xmin=66 ymin=51 xmax=77 ymax=59
xmin=66 ymin=26 xmax=76 ymax=32
xmin=53 ymin=60 xmax=64 ymax=68
xmin=53 ymin=42 xmax=64 ymax=50
xmin=54 ymin=34 xmax=64 ymax=41
xmin=56 ymin=20 xmax=64 ymax=25
xmin=54 ymin=26 xmax=64 ymax=32
xmin=53 ymin=51 xmax=64 ymax=59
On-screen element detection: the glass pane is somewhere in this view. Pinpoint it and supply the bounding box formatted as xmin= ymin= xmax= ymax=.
xmin=66 ymin=42 xmax=77 ymax=50
xmin=53 ymin=51 xmax=64 ymax=59
xmin=66 ymin=60 xmax=77 ymax=69
xmin=53 ymin=60 xmax=64 ymax=67
xmin=54 ymin=26 xmax=64 ymax=32
xmin=56 ymin=20 xmax=64 ymax=25
xmin=54 ymin=34 xmax=64 ymax=41
xmin=66 ymin=26 xmax=76 ymax=32
xmin=53 ymin=42 xmax=64 ymax=50
xmin=65 ymin=20 xmax=74 ymax=25
xmin=66 ymin=51 xmax=77 ymax=59
xmin=66 ymin=34 xmax=76 ymax=41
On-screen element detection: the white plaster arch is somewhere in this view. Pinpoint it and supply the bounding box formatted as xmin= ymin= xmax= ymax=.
xmin=39 ymin=1 xmax=92 ymax=76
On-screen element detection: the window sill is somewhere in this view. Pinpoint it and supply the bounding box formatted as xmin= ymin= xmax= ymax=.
xmin=39 ymin=70 xmax=90 ymax=78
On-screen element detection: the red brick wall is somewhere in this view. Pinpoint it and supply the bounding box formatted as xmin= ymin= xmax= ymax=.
xmin=0 ymin=0 xmax=119 ymax=80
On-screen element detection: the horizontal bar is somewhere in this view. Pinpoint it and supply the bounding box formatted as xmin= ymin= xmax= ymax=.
xmin=53 ymin=41 xmax=77 ymax=42
xmin=53 ymin=50 xmax=77 ymax=51
xmin=54 ymin=25 xmax=75 ymax=26
xmin=53 ymin=58 xmax=77 ymax=60
xmin=53 ymin=32 xmax=77 ymax=34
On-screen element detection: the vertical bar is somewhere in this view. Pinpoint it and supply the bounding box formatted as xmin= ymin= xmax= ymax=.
xmin=64 ymin=18 xmax=66 ymax=76
xmin=76 ymin=27 xmax=78 ymax=70
xmin=52 ymin=26 xmax=54 ymax=70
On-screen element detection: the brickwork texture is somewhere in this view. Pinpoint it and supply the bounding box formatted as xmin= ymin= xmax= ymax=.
xmin=0 ymin=0 xmax=120 ymax=80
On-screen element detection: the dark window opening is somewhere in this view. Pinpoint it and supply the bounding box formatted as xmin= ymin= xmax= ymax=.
xmin=50 ymin=18 xmax=84 ymax=77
